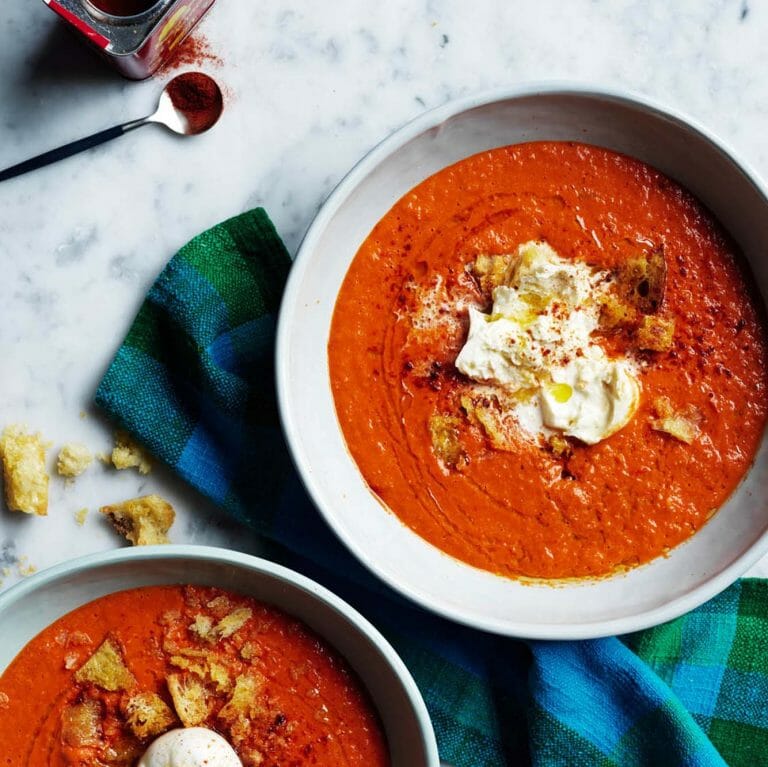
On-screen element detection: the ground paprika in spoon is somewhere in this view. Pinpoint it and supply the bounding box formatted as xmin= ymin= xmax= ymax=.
xmin=167 ymin=72 xmax=224 ymax=134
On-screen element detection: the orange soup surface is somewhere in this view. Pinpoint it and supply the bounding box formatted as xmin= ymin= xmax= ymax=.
xmin=0 ymin=585 xmax=390 ymax=767
xmin=328 ymin=141 xmax=768 ymax=579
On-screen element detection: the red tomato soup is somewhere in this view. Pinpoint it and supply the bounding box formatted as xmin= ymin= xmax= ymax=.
xmin=328 ymin=141 xmax=768 ymax=580
xmin=0 ymin=585 xmax=389 ymax=767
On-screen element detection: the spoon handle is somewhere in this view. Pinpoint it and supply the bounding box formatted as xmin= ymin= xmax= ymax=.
xmin=0 ymin=122 xmax=137 ymax=183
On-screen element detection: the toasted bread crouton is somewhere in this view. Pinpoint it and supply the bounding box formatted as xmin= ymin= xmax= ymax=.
xmin=215 ymin=608 xmax=253 ymax=639
xmin=651 ymin=397 xmax=701 ymax=444
xmin=217 ymin=674 xmax=266 ymax=724
xmin=428 ymin=414 xmax=465 ymax=469
xmin=0 ymin=425 xmax=49 ymax=515
xmin=111 ymin=431 xmax=152 ymax=475
xmin=123 ymin=692 xmax=176 ymax=740
xmin=169 ymin=655 xmax=207 ymax=678
xmin=471 ymin=254 xmax=513 ymax=296
xmin=209 ymin=661 xmax=232 ymax=693
xmin=461 ymin=393 xmax=518 ymax=451
xmin=100 ymin=494 xmax=175 ymax=546
xmin=598 ymin=292 xmax=638 ymax=331
xmin=618 ymin=246 xmax=667 ymax=314
xmin=241 ymin=748 xmax=267 ymax=767
xmin=189 ymin=614 xmax=215 ymax=642
xmin=103 ymin=735 xmax=144 ymax=765
xmin=75 ymin=637 xmax=136 ymax=691
xmin=57 ymin=442 xmax=93 ymax=479
xmin=636 ymin=314 xmax=675 ymax=352
xmin=61 ymin=700 xmax=102 ymax=748
xmin=547 ymin=434 xmax=573 ymax=459
xmin=207 ymin=595 xmax=234 ymax=618
xmin=167 ymin=673 xmax=210 ymax=727
xmin=240 ymin=642 xmax=260 ymax=661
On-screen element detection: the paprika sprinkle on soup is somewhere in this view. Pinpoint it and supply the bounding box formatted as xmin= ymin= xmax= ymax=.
xmin=167 ymin=72 xmax=224 ymax=134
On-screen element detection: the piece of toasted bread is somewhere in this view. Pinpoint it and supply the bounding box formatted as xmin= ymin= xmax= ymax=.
xmin=636 ymin=315 xmax=676 ymax=352
xmin=428 ymin=413 xmax=465 ymax=469
xmin=651 ymin=396 xmax=701 ymax=444
xmin=214 ymin=607 xmax=253 ymax=639
xmin=57 ymin=442 xmax=93 ymax=479
xmin=0 ymin=425 xmax=49 ymax=515
xmin=167 ymin=673 xmax=210 ymax=727
xmin=61 ymin=699 xmax=102 ymax=748
xmin=471 ymin=253 xmax=513 ymax=296
xmin=123 ymin=692 xmax=177 ymax=740
xmin=100 ymin=494 xmax=175 ymax=546
xmin=217 ymin=673 xmax=266 ymax=724
xmin=75 ymin=636 xmax=136 ymax=691
xmin=111 ymin=431 xmax=152 ymax=475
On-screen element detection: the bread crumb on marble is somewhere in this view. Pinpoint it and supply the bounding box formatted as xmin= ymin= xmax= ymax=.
xmin=0 ymin=424 xmax=50 ymax=515
xmin=57 ymin=443 xmax=94 ymax=479
xmin=111 ymin=431 xmax=152 ymax=475
xmin=100 ymin=494 xmax=175 ymax=546
xmin=17 ymin=555 xmax=37 ymax=577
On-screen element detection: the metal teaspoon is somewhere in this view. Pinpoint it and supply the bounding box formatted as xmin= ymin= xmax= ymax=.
xmin=0 ymin=72 xmax=224 ymax=183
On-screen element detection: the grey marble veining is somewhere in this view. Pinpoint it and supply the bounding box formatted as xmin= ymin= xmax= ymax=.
xmin=1 ymin=0 xmax=767 ymax=591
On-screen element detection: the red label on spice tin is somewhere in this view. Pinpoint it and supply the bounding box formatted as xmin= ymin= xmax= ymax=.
xmin=43 ymin=0 xmax=217 ymax=80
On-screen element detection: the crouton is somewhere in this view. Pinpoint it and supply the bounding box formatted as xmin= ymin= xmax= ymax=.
xmin=111 ymin=431 xmax=152 ymax=475
xmin=547 ymin=434 xmax=573 ymax=459
xmin=209 ymin=661 xmax=232 ymax=693
xmin=61 ymin=700 xmax=102 ymax=748
xmin=75 ymin=637 xmax=136 ymax=691
xmin=428 ymin=413 xmax=465 ymax=469
xmin=461 ymin=393 xmax=517 ymax=451
xmin=207 ymin=595 xmax=234 ymax=618
xmin=123 ymin=692 xmax=176 ymax=740
xmin=651 ymin=396 xmax=701 ymax=444
xmin=618 ymin=245 xmax=667 ymax=314
xmin=169 ymin=655 xmax=207 ymax=678
xmin=636 ymin=314 xmax=675 ymax=352
xmin=57 ymin=442 xmax=93 ymax=479
xmin=598 ymin=292 xmax=638 ymax=331
xmin=240 ymin=642 xmax=260 ymax=661
xmin=0 ymin=425 xmax=49 ymax=515
xmin=100 ymin=494 xmax=175 ymax=546
xmin=189 ymin=614 xmax=215 ymax=642
xmin=217 ymin=674 xmax=266 ymax=724
xmin=215 ymin=608 xmax=253 ymax=639
xmin=471 ymin=254 xmax=513 ymax=296
xmin=167 ymin=673 xmax=210 ymax=727
xmin=102 ymin=735 xmax=144 ymax=765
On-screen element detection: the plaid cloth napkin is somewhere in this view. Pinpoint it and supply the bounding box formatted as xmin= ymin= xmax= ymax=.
xmin=96 ymin=209 xmax=768 ymax=767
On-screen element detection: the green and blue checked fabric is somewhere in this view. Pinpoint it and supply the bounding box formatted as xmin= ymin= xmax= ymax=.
xmin=96 ymin=209 xmax=768 ymax=767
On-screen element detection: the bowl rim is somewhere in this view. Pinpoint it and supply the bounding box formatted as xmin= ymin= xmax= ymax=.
xmin=276 ymin=81 xmax=768 ymax=638
xmin=0 ymin=544 xmax=439 ymax=763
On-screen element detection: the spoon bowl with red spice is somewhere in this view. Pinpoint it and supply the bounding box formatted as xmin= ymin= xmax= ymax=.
xmin=159 ymin=72 xmax=224 ymax=135
xmin=0 ymin=72 xmax=224 ymax=182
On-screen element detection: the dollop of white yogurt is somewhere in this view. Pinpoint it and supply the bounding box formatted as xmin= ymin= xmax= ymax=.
xmin=137 ymin=728 xmax=242 ymax=767
xmin=456 ymin=241 xmax=640 ymax=444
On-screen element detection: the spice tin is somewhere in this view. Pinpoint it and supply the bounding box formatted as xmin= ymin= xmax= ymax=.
xmin=43 ymin=0 xmax=217 ymax=80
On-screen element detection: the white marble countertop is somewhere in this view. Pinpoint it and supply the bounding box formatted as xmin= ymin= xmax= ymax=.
xmin=1 ymin=0 xmax=767 ymax=593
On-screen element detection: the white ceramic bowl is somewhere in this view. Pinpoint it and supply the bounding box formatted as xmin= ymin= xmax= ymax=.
xmin=0 ymin=545 xmax=439 ymax=767
xmin=276 ymin=84 xmax=768 ymax=639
